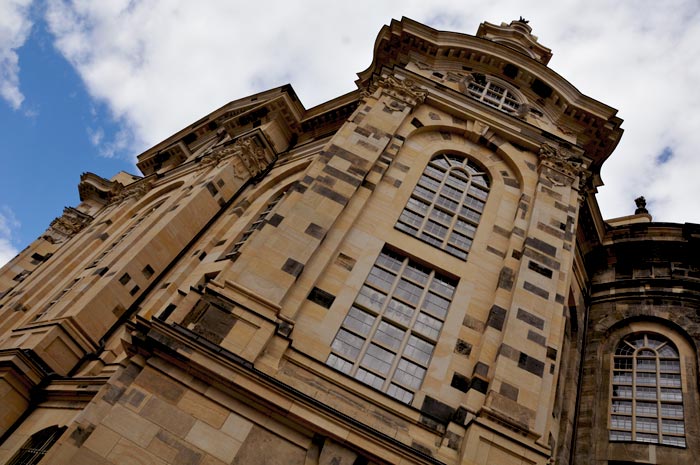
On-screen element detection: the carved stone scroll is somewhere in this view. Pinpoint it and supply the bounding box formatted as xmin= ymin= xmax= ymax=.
xmin=376 ymin=76 xmax=427 ymax=110
xmin=201 ymin=135 xmax=273 ymax=179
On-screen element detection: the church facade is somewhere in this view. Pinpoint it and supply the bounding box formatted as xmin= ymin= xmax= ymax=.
xmin=1 ymin=17 xmax=698 ymax=465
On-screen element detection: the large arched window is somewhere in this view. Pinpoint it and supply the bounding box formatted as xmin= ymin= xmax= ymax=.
xmin=6 ymin=425 xmax=66 ymax=464
xmin=610 ymin=333 xmax=686 ymax=447
xmin=327 ymin=248 xmax=457 ymax=404
xmin=395 ymin=154 xmax=489 ymax=260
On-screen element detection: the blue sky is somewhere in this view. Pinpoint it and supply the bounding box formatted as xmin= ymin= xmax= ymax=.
xmin=1 ymin=0 xmax=700 ymax=265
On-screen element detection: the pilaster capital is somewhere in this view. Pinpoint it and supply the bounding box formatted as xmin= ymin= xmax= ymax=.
xmin=109 ymin=179 xmax=153 ymax=205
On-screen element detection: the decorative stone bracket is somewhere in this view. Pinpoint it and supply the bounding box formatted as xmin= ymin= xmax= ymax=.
xmin=538 ymin=143 xmax=590 ymax=187
xmin=43 ymin=207 xmax=93 ymax=244
xmin=363 ymin=75 xmax=427 ymax=112
xmin=201 ymin=133 xmax=275 ymax=179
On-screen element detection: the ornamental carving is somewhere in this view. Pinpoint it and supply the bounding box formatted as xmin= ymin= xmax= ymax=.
xmin=377 ymin=76 xmax=427 ymax=110
xmin=538 ymin=143 xmax=589 ymax=186
xmin=43 ymin=207 xmax=93 ymax=244
xmin=201 ymin=135 xmax=272 ymax=179
xmin=109 ymin=179 xmax=153 ymax=205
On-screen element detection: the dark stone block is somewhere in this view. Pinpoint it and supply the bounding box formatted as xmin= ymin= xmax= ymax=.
xmin=451 ymin=373 xmax=470 ymax=392
xmin=547 ymin=346 xmax=558 ymax=360
xmin=361 ymin=179 xmax=376 ymax=191
xmin=503 ymin=177 xmax=520 ymax=188
xmin=525 ymin=237 xmax=557 ymax=257
xmin=103 ymin=384 xmax=125 ymax=405
xmin=527 ymin=330 xmax=546 ymax=346
xmin=524 ymin=281 xmax=550 ymax=300
xmin=498 ymin=344 xmax=519 ymax=362
xmin=518 ymin=352 xmax=545 ymax=377
xmin=282 ymin=258 xmax=305 ymax=278
xmin=528 ymin=260 xmax=553 ymax=278
xmin=555 ymin=293 xmax=565 ymax=304
xmin=206 ymin=182 xmax=218 ymax=196
xmin=473 ymin=362 xmax=489 ymax=377
xmin=322 ymin=164 xmax=362 ymax=187
xmin=497 ymin=267 xmax=515 ymax=291
xmin=192 ymin=304 xmax=237 ymax=344
xmin=487 ymin=246 xmax=506 ymax=258
xmin=453 ymin=407 xmax=468 ymax=425
xmin=311 ymin=184 xmax=348 ymax=205
xmin=523 ymin=247 xmax=560 ymax=270
xmin=454 ymin=339 xmax=472 ymax=356
xmin=305 ymin=223 xmax=326 ymax=240
xmin=517 ymin=308 xmax=545 ymax=330
xmin=354 ymin=126 xmax=372 ymax=137
xmin=420 ymin=396 xmax=455 ymax=424
xmin=117 ymin=362 xmax=143 ymax=385
xmin=411 ymin=118 xmax=424 ymax=128
xmin=268 ymin=213 xmax=284 ymax=227
xmin=486 ymin=305 xmax=507 ymax=331
xmin=70 ymin=423 xmax=95 ymax=447
xmin=500 ymin=382 xmax=519 ymax=401
xmin=307 ymin=287 xmax=335 ymax=309
xmin=411 ymin=442 xmax=433 ymax=457
xmin=471 ymin=377 xmax=489 ymax=394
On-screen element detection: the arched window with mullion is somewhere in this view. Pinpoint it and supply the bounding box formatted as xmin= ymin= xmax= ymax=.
xmin=610 ymin=333 xmax=686 ymax=447
xmin=396 ymin=153 xmax=489 ymax=260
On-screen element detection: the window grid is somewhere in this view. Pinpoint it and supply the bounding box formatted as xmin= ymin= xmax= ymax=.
xmin=223 ymin=189 xmax=286 ymax=259
xmin=610 ymin=333 xmax=686 ymax=447
xmin=327 ymin=249 xmax=456 ymax=404
xmin=466 ymin=80 xmax=521 ymax=112
xmin=396 ymin=154 xmax=489 ymax=261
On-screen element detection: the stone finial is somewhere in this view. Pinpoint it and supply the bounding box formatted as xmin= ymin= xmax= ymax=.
xmin=634 ymin=196 xmax=648 ymax=214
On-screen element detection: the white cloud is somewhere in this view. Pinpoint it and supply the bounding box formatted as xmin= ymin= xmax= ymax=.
xmin=0 ymin=0 xmax=34 ymax=109
xmin=0 ymin=206 xmax=20 ymax=267
xmin=42 ymin=0 xmax=700 ymax=223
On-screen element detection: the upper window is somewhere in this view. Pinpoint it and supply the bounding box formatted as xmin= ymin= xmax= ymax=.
xmin=395 ymin=154 xmax=489 ymax=260
xmin=327 ymin=248 xmax=457 ymax=404
xmin=466 ymin=78 xmax=521 ymax=113
xmin=610 ymin=333 xmax=686 ymax=447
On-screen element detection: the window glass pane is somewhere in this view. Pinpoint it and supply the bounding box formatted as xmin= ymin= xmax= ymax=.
xmin=635 ymin=402 xmax=657 ymax=416
xmin=613 ymin=371 xmax=632 ymax=384
xmin=421 ymin=292 xmax=450 ymax=320
xmin=614 ymin=358 xmax=633 ymax=370
xmin=612 ymin=385 xmax=632 ymax=398
xmin=636 ymin=386 xmax=657 ymax=400
xmin=375 ymin=321 xmax=405 ymax=350
xmin=610 ymin=430 xmax=632 ymax=441
xmin=636 ymin=372 xmax=657 ymax=386
xmin=636 ymin=417 xmax=658 ymax=433
xmin=405 ymin=335 xmax=434 ymax=365
xmin=611 ymin=400 xmax=632 ymax=414
xmin=660 ymin=388 xmax=682 ymax=401
xmin=611 ymin=415 xmax=632 ymax=430
xmin=395 ymin=279 xmax=423 ymax=304
xmin=342 ymin=306 xmax=376 ymax=336
xmin=660 ymin=359 xmax=680 ymax=373
xmin=636 ymin=358 xmax=656 ymax=371
xmin=387 ymin=383 xmax=414 ymax=403
xmin=355 ymin=368 xmax=385 ymax=389
xmin=636 ymin=433 xmax=658 ymax=444
xmin=327 ymin=354 xmax=353 ymax=374
xmin=356 ymin=287 xmax=385 ymax=312
xmin=361 ymin=344 xmax=395 ymax=375
xmin=659 ymin=373 xmax=681 ymax=387
xmin=393 ymin=359 xmax=426 ymax=389
xmin=414 ymin=312 xmax=443 ymax=340
xmin=662 ymin=436 xmax=686 ymax=447
xmin=661 ymin=419 xmax=685 ymax=434
xmin=332 ymin=330 xmax=365 ymax=360
xmin=661 ymin=403 xmax=684 ymax=418
xmin=384 ymin=299 xmax=415 ymax=326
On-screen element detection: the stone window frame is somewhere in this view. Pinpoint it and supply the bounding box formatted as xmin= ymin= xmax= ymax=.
xmin=221 ymin=187 xmax=288 ymax=260
xmin=609 ymin=331 xmax=688 ymax=448
xmin=327 ymin=247 xmax=457 ymax=405
xmin=6 ymin=425 xmax=67 ymax=465
xmin=395 ymin=152 xmax=490 ymax=261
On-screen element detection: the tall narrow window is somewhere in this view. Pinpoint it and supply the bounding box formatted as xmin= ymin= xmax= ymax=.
xmin=7 ymin=425 xmax=66 ymax=465
xmin=223 ymin=188 xmax=287 ymax=260
xmin=327 ymin=248 xmax=457 ymax=404
xmin=610 ymin=333 xmax=686 ymax=447
xmin=396 ymin=154 xmax=489 ymax=260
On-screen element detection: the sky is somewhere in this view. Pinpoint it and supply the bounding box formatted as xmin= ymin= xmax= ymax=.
xmin=1 ymin=0 xmax=700 ymax=267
